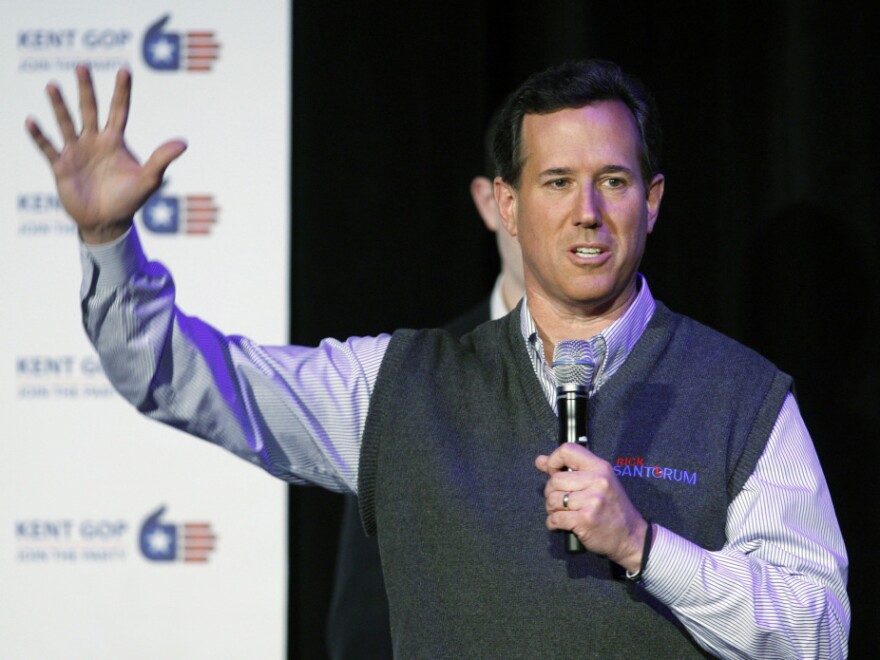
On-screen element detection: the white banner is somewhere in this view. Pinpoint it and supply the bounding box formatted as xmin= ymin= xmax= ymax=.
xmin=0 ymin=2 xmax=290 ymax=658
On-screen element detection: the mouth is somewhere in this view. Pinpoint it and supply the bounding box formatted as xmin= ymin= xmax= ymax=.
xmin=569 ymin=244 xmax=610 ymax=266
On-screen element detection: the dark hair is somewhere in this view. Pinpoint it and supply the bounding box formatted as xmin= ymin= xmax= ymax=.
xmin=492 ymin=59 xmax=662 ymax=187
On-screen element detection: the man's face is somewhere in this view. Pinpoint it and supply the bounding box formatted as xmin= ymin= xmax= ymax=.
xmin=495 ymin=101 xmax=664 ymax=319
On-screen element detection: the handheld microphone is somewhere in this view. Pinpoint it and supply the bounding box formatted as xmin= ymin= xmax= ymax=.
xmin=551 ymin=340 xmax=596 ymax=555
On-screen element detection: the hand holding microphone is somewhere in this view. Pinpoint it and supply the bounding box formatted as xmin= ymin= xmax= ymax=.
xmin=537 ymin=339 xmax=651 ymax=571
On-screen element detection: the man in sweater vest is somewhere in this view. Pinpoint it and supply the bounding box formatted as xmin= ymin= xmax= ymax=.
xmin=27 ymin=59 xmax=849 ymax=658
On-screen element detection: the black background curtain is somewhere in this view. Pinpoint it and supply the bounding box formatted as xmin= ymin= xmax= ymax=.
xmin=289 ymin=2 xmax=878 ymax=656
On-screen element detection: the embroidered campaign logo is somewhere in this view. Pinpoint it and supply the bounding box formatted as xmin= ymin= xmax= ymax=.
xmin=139 ymin=505 xmax=217 ymax=563
xmin=613 ymin=456 xmax=698 ymax=486
xmin=140 ymin=188 xmax=219 ymax=236
xmin=142 ymin=14 xmax=221 ymax=72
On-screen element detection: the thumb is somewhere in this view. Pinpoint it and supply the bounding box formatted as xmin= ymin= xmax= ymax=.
xmin=534 ymin=454 xmax=550 ymax=474
xmin=143 ymin=139 xmax=188 ymax=182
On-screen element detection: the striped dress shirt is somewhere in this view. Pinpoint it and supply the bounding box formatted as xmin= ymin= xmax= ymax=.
xmin=81 ymin=227 xmax=849 ymax=658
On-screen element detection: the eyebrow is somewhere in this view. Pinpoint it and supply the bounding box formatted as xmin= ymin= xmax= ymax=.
xmin=537 ymin=164 xmax=636 ymax=178
xmin=538 ymin=167 xmax=575 ymax=178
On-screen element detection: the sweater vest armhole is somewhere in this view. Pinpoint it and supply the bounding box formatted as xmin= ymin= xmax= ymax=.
xmin=358 ymin=329 xmax=418 ymax=537
xmin=727 ymin=369 xmax=794 ymax=501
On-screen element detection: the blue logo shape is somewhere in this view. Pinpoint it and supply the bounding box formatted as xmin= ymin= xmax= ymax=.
xmin=139 ymin=506 xmax=177 ymax=561
xmin=142 ymin=193 xmax=180 ymax=233
xmin=142 ymin=14 xmax=221 ymax=72
xmin=143 ymin=16 xmax=181 ymax=71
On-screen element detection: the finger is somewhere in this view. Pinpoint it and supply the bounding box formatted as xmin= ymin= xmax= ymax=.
xmin=106 ymin=68 xmax=132 ymax=133
xmin=77 ymin=64 xmax=99 ymax=133
xmin=544 ymin=443 xmax=596 ymax=472
xmin=545 ymin=509 xmax=579 ymax=533
xmin=139 ymin=140 xmax=188 ymax=194
xmin=548 ymin=467 xmax=611 ymax=496
xmin=544 ymin=470 xmax=593 ymax=504
xmin=143 ymin=139 xmax=188 ymax=177
xmin=547 ymin=490 xmax=577 ymax=513
xmin=544 ymin=489 xmax=558 ymax=513
xmin=25 ymin=117 xmax=60 ymax=162
xmin=46 ymin=81 xmax=78 ymax=144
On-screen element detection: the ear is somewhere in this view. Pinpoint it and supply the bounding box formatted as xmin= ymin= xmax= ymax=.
xmin=470 ymin=176 xmax=499 ymax=232
xmin=493 ymin=177 xmax=519 ymax=237
xmin=645 ymin=174 xmax=665 ymax=234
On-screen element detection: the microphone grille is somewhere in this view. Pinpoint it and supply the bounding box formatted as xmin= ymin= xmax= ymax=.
xmin=551 ymin=340 xmax=596 ymax=386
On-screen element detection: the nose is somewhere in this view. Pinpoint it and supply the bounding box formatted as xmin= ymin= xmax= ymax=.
xmin=575 ymin=185 xmax=601 ymax=228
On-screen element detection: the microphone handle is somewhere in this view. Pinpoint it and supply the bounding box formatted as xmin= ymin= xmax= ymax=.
xmin=558 ymin=385 xmax=588 ymax=554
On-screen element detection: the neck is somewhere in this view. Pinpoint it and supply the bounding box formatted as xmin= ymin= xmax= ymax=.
xmin=500 ymin=272 xmax=525 ymax=313
xmin=528 ymin=283 xmax=638 ymax=364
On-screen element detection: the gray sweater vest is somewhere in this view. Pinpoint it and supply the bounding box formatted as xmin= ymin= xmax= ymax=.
xmin=359 ymin=302 xmax=791 ymax=659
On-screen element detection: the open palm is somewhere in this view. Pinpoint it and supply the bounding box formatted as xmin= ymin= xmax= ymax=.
xmin=26 ymin=65 xmax=186 ymax=243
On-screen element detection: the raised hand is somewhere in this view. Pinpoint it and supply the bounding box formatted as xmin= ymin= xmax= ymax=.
xmin=25 ymin=64 xmax=187 ymax=244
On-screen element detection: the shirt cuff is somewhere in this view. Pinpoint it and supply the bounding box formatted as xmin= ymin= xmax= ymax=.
xmin=78 ymin=225 xmax=146 ymax=290
xmin=639 ymin=523 xmax=705 ymax=605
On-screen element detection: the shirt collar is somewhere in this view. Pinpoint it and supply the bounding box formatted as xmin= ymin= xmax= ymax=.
xmin=520 ymin=274 xmax=656 ymax=394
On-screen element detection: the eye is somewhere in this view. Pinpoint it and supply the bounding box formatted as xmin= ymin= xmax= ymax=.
xmin=547 ymin=178 xmax=570 ymax=189
xmin=599 ymin=174 xmax=635 ymax=192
